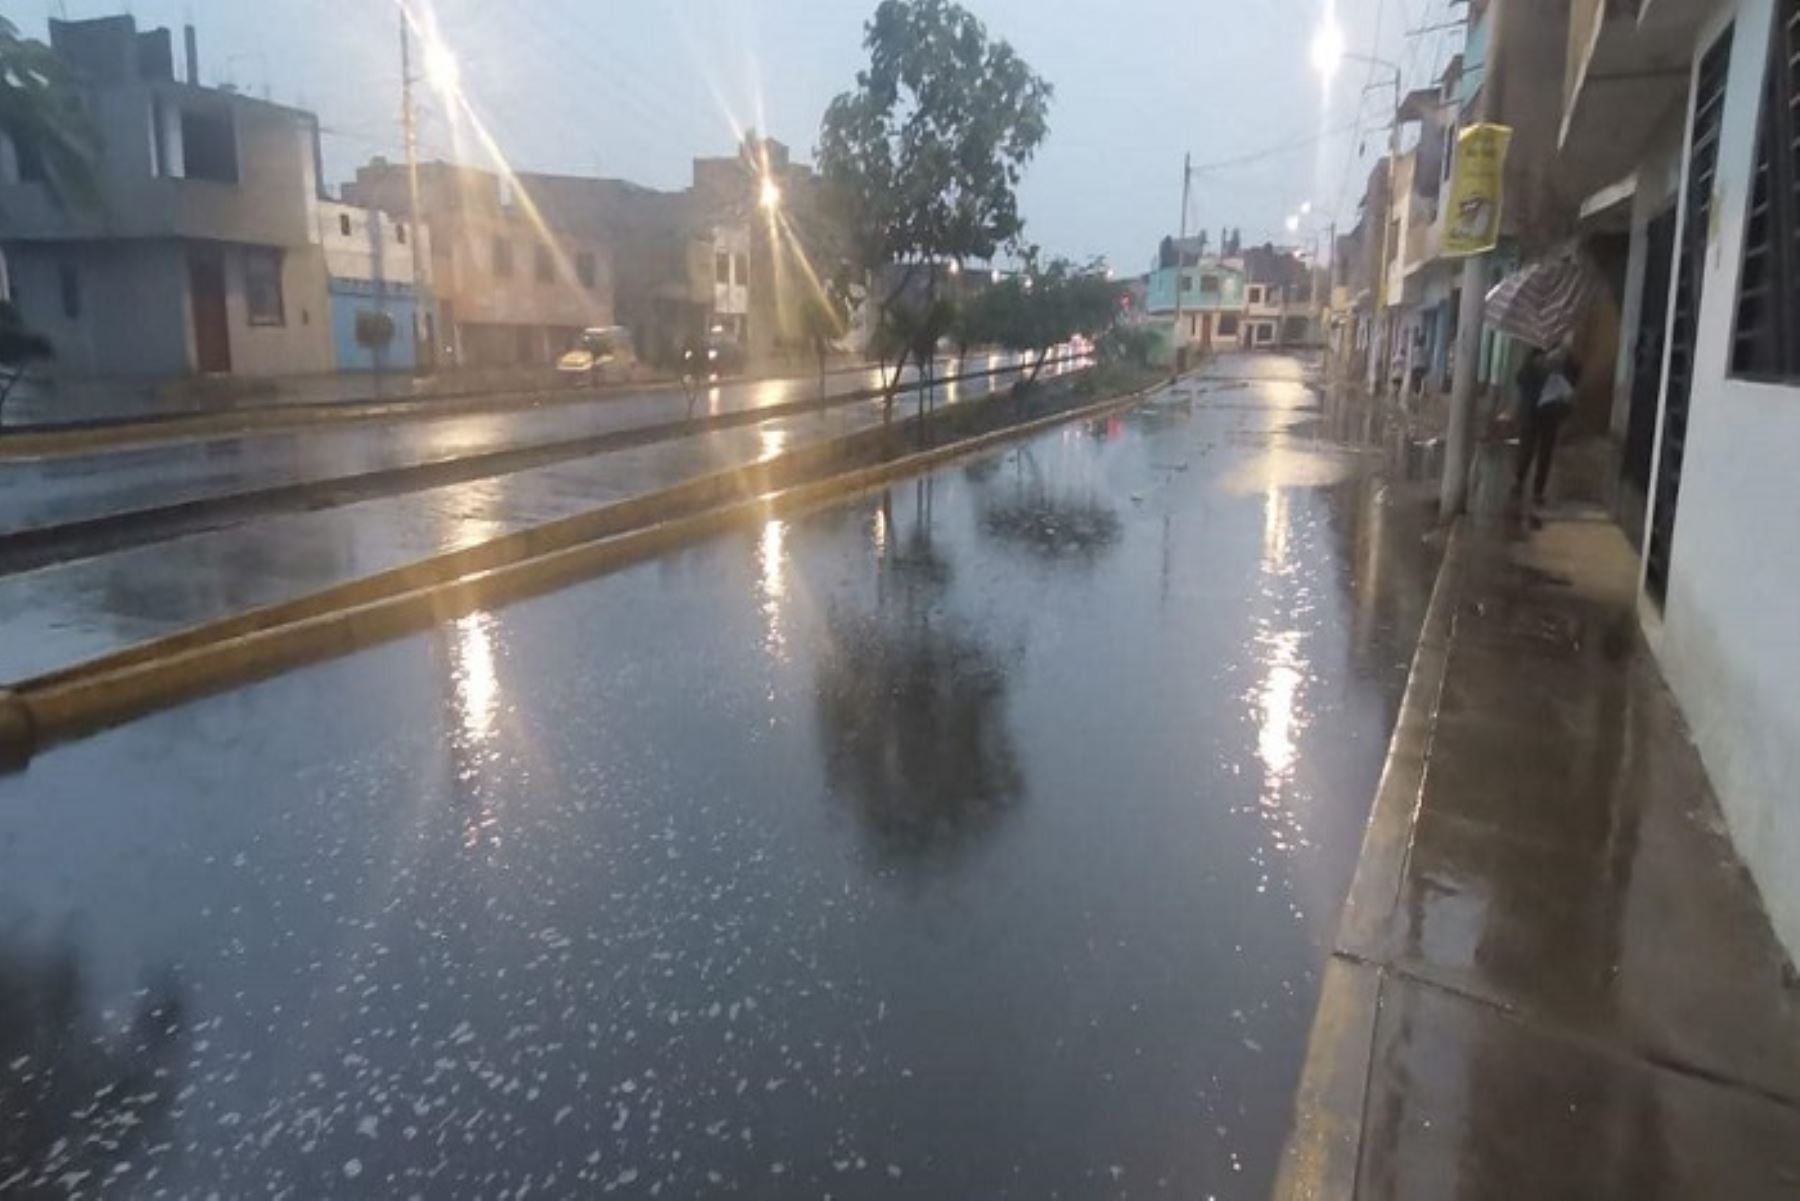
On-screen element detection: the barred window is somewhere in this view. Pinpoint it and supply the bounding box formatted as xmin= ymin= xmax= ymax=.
xmin=1731 ymin=0 xmax=1800 ymax=380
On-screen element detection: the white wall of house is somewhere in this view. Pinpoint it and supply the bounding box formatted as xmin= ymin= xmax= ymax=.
xmin=1648 ymin=0 xmax=1800 ymax=956
xmin=317 ymin=200 xmax=428 ymax=288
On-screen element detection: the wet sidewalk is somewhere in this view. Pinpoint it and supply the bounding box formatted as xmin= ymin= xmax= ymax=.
xmin=1280 ymin=506 xmax=1800 ymax=1199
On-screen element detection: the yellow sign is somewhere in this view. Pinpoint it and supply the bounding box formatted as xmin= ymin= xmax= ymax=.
xmin=1443 ymin=123 xmax=1512 ymax=257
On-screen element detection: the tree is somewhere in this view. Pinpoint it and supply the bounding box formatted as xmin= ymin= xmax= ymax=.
xmin=355 ymin=309 xmax=398 ymax=396
xmin=796 ymin=275 xmax=852 ymax=399
xmin=970 ymin=257 xmax=1120 ymax=391
xmin=817 ymin=0 xmax=1052 ymax=420
xmin=0 ymin=18 xmax=100 ymax=211
xmin=0 ymin=300 xmax=53 ymax=427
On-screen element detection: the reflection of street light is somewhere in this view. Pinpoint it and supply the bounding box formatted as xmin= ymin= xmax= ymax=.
xmin=759 ymin=178 xmax=782 ymax=210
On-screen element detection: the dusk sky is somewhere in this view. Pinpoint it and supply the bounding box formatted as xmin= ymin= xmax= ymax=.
xmin=34 ymin=0 xmax=1460 ymax=271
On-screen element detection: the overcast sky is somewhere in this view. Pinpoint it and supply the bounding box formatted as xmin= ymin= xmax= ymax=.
xmin=36 ymin=0 xmax=1460 ymax=271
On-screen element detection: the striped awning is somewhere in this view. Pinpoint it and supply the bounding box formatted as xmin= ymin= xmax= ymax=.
xmin=1483 ymin=247 xmax=1598 ymax=349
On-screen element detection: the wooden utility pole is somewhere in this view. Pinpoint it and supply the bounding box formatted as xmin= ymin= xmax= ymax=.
xmin=1171 ymin=152 xmax=1192 ymax=375
xmin=400 ymin=14 xmax=430 ymax=369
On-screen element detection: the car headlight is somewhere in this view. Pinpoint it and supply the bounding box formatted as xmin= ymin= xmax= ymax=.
xmin=708 ymin=348 xmax=719 ymax=362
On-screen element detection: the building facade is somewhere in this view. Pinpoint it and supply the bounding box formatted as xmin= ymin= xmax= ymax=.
xmin=316 ymin=200 xmax=434 ymax=373
xmin=0 ymin=15 xmax=335 ymax=382
xmin=344 ymin=159 xmax=613 ymax=369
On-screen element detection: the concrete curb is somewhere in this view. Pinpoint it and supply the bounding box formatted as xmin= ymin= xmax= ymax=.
xmin=0 ymin=355 xmax=1046 ymax=462
xmin=0 ymin=358 xmax=1077 ymax=575
xmin=1271 ymin=519 xmax=1465 ymax=1201
xmin=5 ymin=377 xmax=1162 ymax=764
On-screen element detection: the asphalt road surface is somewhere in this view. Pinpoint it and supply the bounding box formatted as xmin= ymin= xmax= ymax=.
xmin=0 ymin=354 xmax=1438 ymax=1199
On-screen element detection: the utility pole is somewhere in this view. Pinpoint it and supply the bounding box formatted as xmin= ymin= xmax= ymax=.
xmin=1171 ymin=152 xmax=1191 ymax=376
xmin=400 ymin=14 xmax=430 ymax=370
xmin=1372 ymin=75 xmax=1403 ymax=401
xmin=1440 ymin=0 xmax=1503 ymax=518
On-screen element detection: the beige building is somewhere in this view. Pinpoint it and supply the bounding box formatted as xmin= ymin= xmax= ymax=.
xmin=344 ymin=159 xmax=613 ymax=368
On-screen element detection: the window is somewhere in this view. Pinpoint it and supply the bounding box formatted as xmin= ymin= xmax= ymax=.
xmin=244 ymin=248 xmax=285 ymax=325
xmin=716 ymin=251 xmax=731 ymax=285
xmin=180 ymin=108 xmax=238 ymax=183
xmin=1218 ymin=313 xmax=1240 ymax=336
xmin=734 ymin=253 xmax=749 ymax=285
xmin=58 ymin=261 xmax=80 ymax=320
xmin=535 ymin=245 xmax=554 ymax=284
xmin=338 ymin=213 xmax=352 ymax=237
xmin=1730 ymin=0 xmax=1799 ymax=381
xmin=395 ymin=222 xmax=407 ymax=245
xmin=576 ymin=252 xmax=597 ymax=289
xmin=1179 ymin=274 xmax=1194 ymax=294
xmin=1247 ymin=285 xmax=1264 ymax=305
xmin=493 ymin=238 xmax=513 ymax=278
xmin=1199 ymin=274 xmax=1220 ymax=295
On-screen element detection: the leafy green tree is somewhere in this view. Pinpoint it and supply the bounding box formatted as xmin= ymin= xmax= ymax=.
xmin=796 ymin=276 xmax=852 ymax=399
xmin=0 ymin=299 xmax=53 ymax=426
xmin=971 ymin=258 xmax=1120 ymax=390
xmin=818 ymin=0 xmax=1052 ymax=420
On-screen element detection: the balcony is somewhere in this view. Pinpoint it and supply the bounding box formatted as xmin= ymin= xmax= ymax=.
xmin=1559 ymin=0 xmax=1708 ymax=199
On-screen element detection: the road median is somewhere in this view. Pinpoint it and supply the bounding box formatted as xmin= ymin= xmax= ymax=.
xmin=2 ymin=367 xmax=1163 ymax=766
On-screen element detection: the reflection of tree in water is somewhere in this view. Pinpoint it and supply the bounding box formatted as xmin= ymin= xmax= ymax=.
xmin=815 ymin=606 xmax=1023 ymax=862
xmin=0 ymin=939 xmax=187 ymax=1195
xmin=815 ymin=482 xmax=1024 ymax=865
xmin=978 ymin=448 xmax=1124 ymax=566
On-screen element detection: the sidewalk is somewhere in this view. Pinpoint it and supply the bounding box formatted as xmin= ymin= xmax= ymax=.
xmin=1278 ymin=502 xmax=1800 ymax=1198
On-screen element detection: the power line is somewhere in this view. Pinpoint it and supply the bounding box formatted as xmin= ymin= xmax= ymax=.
xmin=1188 ymin=116 xmax=1367 ymax=176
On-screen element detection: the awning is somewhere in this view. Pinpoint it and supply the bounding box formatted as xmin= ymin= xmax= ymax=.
xmin=1483 ymin=246 xmax=1599 ymax=349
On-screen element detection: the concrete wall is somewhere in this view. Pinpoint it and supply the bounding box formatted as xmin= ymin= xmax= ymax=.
xmin=1649 ymin=0 xmax=1800 ymax=959
xmin=328 ymin=283 xmax=419 ymax=372
xmin=219 ymin=243 xmax=335 ymax=376
xmin=3 ymin=239 xmax=192 ymax=378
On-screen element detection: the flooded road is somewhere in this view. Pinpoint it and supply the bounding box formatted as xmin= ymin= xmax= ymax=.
xmin=0 ymin=357 xmax=1438 ymax=1198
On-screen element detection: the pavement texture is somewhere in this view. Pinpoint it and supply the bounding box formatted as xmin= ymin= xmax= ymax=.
xmin=0 ymin=359 xmax=1076 ymax=683
xmin=0 ymin=355 xmax=1441 ymax=1199
xmin=1279 ymin=496 xmax=1800 ymax=1199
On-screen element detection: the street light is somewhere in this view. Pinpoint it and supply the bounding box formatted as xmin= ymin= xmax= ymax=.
xmin=758 ymin=178 xmax=782 ymax=210
xmin=1310 ymin=19 xmax=1346 ymax=83
xmin=946 ymin=259 xmax=961 ymax=276
xmin=1286 ymin=214 xmax=1302 ymax=234
xmin=423 ymin=38 xmax=460 ymax=97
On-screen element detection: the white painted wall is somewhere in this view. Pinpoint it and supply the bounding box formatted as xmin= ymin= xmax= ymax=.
xmin=1650 ymin=0 xmax=1800 ymax=956
xmin=317 ymin=200 xmax=429 ymax=287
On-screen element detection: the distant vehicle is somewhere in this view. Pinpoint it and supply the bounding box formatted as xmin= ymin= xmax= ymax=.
xmin=557 ymin=326 xmax=637 ymax=385
xmin=683 ymin=325 xmax=747 ymax=380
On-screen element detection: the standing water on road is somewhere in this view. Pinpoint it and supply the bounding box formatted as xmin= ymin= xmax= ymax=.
xmin=0 ymin=363 xmax=1436 ymax=1198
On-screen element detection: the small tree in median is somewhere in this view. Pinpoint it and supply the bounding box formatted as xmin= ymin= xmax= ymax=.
xmin=0 ymin=300 xmax=53 ymax=428
xmin=355 ymin=309 xmax=398 ymax=396
xmin=971 ymin=258 xmax=1120 ymax=395
xmin=817 ymin=0 xmax=1052 ymax=422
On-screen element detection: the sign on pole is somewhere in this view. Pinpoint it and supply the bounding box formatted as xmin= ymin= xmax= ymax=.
xmin=1443 ymin=123 xmax=1512 ymax=258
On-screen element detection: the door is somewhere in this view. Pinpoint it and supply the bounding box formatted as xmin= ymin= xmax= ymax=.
xmin=188 ymin=248 xmax=231 ymax=373
xmin=1647 ymin=29 xmax=1732 ymax=604
xmin=1620 ymin=206 xmax=1676 ymax=549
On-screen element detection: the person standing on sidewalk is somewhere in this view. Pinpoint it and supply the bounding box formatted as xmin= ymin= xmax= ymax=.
xmin=1513 ymin=342 xmax=1580 ymax=512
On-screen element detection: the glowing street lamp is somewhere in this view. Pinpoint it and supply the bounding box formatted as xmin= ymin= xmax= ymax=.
xmin=946 ymin=259 xmax=961 ymax=276
xmin=423 ymin=38 xmax=460 ymax=97
xmin=758 ymin=178 xmax=782 ymax=210
xmin=1286 ymin=214 xmax=1302 ymax=234
xmin=1310 ymin=19 xmax=1346 ymax=83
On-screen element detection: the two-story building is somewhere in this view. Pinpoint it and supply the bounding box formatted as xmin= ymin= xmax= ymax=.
xmin=1145 ymin=259 xmax=1248 ymax=348
xmin=0 ymin=15 xmax=335 ymax=382
xmin=344 ymin=159 xmax=613 ymax=369
xmin=316 ymin=200 xmax=434 ymax=373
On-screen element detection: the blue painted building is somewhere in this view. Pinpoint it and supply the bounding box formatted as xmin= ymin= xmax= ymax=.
xmin=1146 ymin=262 xmax=1248 ymax=347
xmin=318 ymin=200 xmax=436 ymax=372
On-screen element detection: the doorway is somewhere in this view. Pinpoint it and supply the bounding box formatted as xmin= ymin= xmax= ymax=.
xmin=1619 ymin=206 xmax=1676 ymax=550
xmin=188 ymin=247 xmax=231 ymax=373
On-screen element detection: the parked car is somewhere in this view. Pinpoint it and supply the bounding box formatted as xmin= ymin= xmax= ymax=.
xmin=682 ymin=326 xmax=747 ymax=380
xmin=557 ymin=326 xmax=637 ymax=386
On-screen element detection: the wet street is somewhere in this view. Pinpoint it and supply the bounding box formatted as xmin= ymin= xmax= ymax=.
xmin=0 ymin=357 xmax=1438 ymax=1198
xmin=0 ymin=356 xmax=1028 ymax=536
